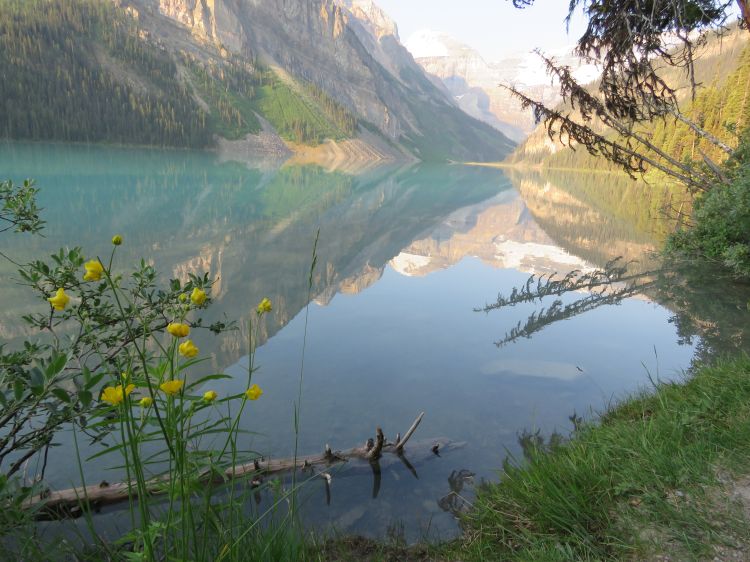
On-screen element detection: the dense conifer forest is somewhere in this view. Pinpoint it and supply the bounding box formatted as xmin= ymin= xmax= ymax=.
xmin=0 ymin=0 xmax=359 ymax=148
xmin=0 ymin=0 xmax=212 ymax=147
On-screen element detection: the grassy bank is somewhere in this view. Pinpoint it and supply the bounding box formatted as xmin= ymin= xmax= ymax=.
xmin=442 ymin=355 xmax=750 ymax=561
xmin=320 ymin=356 xmax=750 ymax=561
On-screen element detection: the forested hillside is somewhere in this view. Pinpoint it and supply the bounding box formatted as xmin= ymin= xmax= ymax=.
xmin=0 ymin=0 xmax=514 ymax=161
xmin=0 ymin=0 xmax=211 ymax=147
xmin=506 ymin=30 xmax=750 ymax=239
xmin=185 ymin=57 xmax=357 ymax=144
xmin=509 ymin=29 xmax=750 ymax=172
xmin=651 ymin=44 xmax=750 ymax=164
xmin=0 ymin=0 xmax=359 ymax=149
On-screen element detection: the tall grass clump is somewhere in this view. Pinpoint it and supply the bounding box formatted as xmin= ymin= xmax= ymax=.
xmin=452 ymin=355 xmax=750 ymax=561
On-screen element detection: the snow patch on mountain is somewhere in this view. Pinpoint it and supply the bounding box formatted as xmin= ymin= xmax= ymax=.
xmin=402 ymin=29 xmax=600 ymax=138
xmin=390 ymin=252 xmax=433 ymax=277
xmin=405 ymin=29 xmax=464 ymax=58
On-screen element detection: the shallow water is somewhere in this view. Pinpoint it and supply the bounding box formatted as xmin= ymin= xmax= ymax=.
xmin=2 ymin=143 xmax=749 ymax=542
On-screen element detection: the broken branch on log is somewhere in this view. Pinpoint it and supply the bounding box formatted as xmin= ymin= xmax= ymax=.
xmin=367 ymin=427 xmax=384 ymax=460
xmin=396 ymin=411 xmax=424 ymax=453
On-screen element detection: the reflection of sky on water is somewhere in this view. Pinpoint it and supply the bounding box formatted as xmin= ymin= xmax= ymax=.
xmin=230 ymin=257 xmax=693 ymax=464
xmin=3 ymin=143 xmax=748 ymax=541
xmin=208 ymin=257 xmax=693 ymax=539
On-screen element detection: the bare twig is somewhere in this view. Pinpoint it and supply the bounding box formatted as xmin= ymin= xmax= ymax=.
xmin=396 ymin=412 xmax=425 ymax=453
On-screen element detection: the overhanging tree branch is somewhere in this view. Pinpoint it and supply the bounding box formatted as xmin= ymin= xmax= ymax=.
xmin=506 ymin=0 xmax=748 ymax=197
xmin=506 ymin=85 xmax=720 ymax=191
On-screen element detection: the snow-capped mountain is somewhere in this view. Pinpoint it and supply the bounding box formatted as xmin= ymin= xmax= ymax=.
xmin=404 ymin=29 xmax=600 ymax=140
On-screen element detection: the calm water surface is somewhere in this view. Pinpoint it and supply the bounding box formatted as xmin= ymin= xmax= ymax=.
xmin=1 ymin=142 xmax=749 ymax=542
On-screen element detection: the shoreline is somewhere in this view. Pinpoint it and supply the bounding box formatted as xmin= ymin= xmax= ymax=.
xmin=317 ymin=355 xmax=750 ymax=561
xmin=1 ymin=138 xmax=518 ymax=173
xmin=463 ymin=160 xmax=631 ymax=175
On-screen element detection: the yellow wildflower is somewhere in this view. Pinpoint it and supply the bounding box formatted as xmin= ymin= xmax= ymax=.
xmin=83 ymin=259 xmax=104 ymax=282
xmin=139 ymin=396 xmax=153 ymax=408
xmin=178 ymin=293 xmax=188 ymax=303
xmin=101 ymin=384 xmax=135 ymax=406
xmin=256 ymin=298 xmax=272 ymax=314
xmin=48 ymin=288 xmax=70 ymax=311
xmin=112 ymin=234 xmax=123 ymax=246
xmin=160 ymin=380 xmax=184 ymax=396
xmin=245 ymin=384 xmax=263 ymax=401
xmin=203 ymin=390 xmax=218 ymax=402
xmin=178 ymin=339 xmax=199 ymax=358
xmin=167 ymin=322 xmax=190 ymax=338
xmin=190 ymin=287 xmax=207 ymax=306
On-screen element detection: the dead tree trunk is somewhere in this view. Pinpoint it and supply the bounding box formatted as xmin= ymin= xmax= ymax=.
xmin=738 ymin=0 xmax=750 ymax=32
xmin=27 ymin=412 xmax=456 ymax=520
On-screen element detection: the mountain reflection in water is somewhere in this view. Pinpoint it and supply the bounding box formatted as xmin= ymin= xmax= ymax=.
xmin=2 ymin=143 xmax=749 ymax=541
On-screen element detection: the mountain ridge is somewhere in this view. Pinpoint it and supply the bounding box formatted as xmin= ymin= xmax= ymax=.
xmin=148 ymin=0 xmax=518 ymax=162
xmin=404 ymin=29 xmax=599 ymax=142
xmin=141 ymin=0 xmax=519 ymax=161
xmin=0 ymin=0 xmax=515 ymax=164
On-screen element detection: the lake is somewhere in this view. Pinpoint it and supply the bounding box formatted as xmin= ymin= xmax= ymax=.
xmin=2 ymin=142 xmax=749 ymax=543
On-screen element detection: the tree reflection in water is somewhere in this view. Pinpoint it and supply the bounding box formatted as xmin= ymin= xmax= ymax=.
xmin=478 ymin=256 xmax=750 ymax=365
xmin=478 ymin=257 xmax=661 ymax=347
xmin=438 ymin=469 xmax=476 ymax=519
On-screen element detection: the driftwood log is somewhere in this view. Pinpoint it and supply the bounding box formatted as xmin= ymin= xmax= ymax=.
xmin=27 ymin=412 xmax=458 ymax=519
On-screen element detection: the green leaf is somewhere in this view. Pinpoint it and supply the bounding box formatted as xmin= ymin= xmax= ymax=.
xmin=84 ymin=372 xmax=106 ymax=390
xmin=13 ymin=381 xmax=24 ymax=401
xmin=186 ymin=373 xmax=232 ymax=390
xmin=78 ymin=390 xmax=92 ymax=407
xmin=45 ymin=352 xmax=68 ymax=379
xmin=29 ymin=367 xmax=44 ymax=388
xmin=86 ymin=442 xmax=130 ymax=461
xmin=51 ymin=388 xmax=71 ymax=404
xmin=173 ymin=356 xmax=209 ymax=374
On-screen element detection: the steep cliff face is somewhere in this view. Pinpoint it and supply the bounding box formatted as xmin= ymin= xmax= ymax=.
xmin=134 ymin=0 xmax=514 ymax=161
xmin=156 ymin=0 xmax=244 ymax=51
xmin=336 ymin=0 xmax=397 ymax=41
xmin=405 ymin=30 xmax=599 ymax=141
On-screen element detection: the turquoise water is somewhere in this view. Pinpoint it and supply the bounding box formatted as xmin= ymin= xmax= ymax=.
xmin=2 ymin=142 xmax=748 ymax=541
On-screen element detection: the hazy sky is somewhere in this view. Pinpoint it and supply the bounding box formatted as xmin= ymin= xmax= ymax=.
xmin=376 ymin=0 xmax=588 ymax=60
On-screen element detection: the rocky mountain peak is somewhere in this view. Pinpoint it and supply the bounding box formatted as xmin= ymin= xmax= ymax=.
xmin=119 ymin=0 xmax=514 ymax=161
xmin=403 ymin=28 xmax=599 ymax=139
xmin=335 ymin=0 xmax=398 ymax=40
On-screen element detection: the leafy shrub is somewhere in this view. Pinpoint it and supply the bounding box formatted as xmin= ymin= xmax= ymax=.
xmin=668 ymin=129 xmax=750 ymax=277
xmin=0 ymin=180 xmax=301 ymax=560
